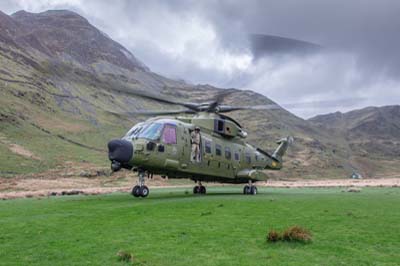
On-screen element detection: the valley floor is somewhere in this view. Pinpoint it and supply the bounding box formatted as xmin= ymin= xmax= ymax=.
xmin=0 ymin=187 xmax=399 ymax=266
xmin=0 ymin=166 xmax=399 ymax=199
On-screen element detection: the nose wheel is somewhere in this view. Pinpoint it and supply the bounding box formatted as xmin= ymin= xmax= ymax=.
xmin=243 ymin=181 xmax=257 ymax=195
xmin=193 ymin=181 xmax=206 ymax=194
xmin=132 ymin=185 xmax=149 ymax=197
xmin=131 ymin=171 xmax=149 ymax=198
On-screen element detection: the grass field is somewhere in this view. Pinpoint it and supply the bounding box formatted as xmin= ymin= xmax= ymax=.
xmin=0 ymin=187 xmax=399 ymax=266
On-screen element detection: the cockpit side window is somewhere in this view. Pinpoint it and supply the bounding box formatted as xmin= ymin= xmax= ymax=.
xmin=138 ymin=123 xmax=163 ymax=140
xmin=161 ymin=124 xmax=177 ymax=144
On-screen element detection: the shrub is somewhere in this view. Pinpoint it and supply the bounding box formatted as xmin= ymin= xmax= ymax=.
xmin=267 ymin=230 xmax=281 ymax=242
xmin=117 ymin=250 xmax=134 ymax=263
xmin=267 ymin=226 xmax=312 ymax=244
xmin=282 ymin=226 xmax=312 ymax=243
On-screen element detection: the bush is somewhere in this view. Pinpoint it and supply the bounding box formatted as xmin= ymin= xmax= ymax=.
xmin=282 ymin=226 xmax=312 ymax=243
xmin=267 ymin=230 xmax=281 ymax=242
xmin=267 ymin=226 xmax=312 ymax=243
xmin=117 ymin=250 xmax=134 ymax=263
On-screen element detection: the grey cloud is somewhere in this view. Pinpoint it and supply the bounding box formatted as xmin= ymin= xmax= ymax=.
xmin=2 ymin=0 xmax=400 ymax=117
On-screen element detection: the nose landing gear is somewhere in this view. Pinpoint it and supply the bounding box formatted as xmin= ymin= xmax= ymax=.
xmin=243 ymin=180 xmax=257 ymax=195
xmin=193 ymin=181 xmax=206 ymax=194
xmin=132 ymin=171 xmax=149 ymax=198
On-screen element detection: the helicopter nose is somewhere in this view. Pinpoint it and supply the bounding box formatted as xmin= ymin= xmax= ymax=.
xmin=108 ymin=139 xmax=133 ymax=170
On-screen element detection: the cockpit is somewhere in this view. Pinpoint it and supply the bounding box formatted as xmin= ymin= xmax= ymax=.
xmin=123 ymin=121 xmax=177 ymax=144
xmin=123 ymin=122 xmax=146 ymax=140
xmin=137 ymin=123 xmax=164 ymax=140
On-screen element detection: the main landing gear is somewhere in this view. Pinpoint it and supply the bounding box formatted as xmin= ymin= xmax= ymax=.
xmin=193 ymin=181 xmax=206 ymax=195
xmin=243 ymin=181 xmax=257 ymax=195
xmin=132 ymin=171 xmax=149 ymax=198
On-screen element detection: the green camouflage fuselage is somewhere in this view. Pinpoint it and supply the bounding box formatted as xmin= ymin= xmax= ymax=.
xmin=113 ymin=114 xmax=290 ymax=184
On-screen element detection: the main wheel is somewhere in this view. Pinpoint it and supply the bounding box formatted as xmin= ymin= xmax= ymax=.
xmin=132 ymin=185 xmax=141 ymax=197
xmin=193 ymin=186 xmax=200 ymax=194
xmin=243 ymin=185 xmax=250 ymax=194
xmin=140 ymin=185 xmax=149 ymax=198
xmin=250 ymin=186 xmax=257 ymax=195
xmin=199 ymin=186 xmax=206 ymax=194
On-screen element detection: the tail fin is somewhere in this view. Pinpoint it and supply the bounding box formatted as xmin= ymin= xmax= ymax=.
xmin=272 ymin=136 xmax=293 ymax=163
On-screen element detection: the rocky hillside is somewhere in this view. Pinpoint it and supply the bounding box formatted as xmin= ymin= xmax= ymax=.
xmin=309 ymin=106 xmax=400 ymax=177
xmin=0 ymin=9 xmax=398 ymax=179
xmin=310 ymin=106 xmax=400 ymax=157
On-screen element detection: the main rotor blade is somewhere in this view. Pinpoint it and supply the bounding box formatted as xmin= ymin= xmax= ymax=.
xmin=216 ymin=97 xmax=366 ymax=113
xmin=107 ymin=109 xmax=196 ymax=117
xmin=113 ymin=87 xmax=201 ymax=111
xmin=281 ymin=97 xmax=365 ymax=109
xmin=217 ymin=104 xmax=281 ymax=113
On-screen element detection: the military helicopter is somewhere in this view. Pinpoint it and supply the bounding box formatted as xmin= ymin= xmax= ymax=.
xmin=107 ymin=89 xmax=292 ymax=198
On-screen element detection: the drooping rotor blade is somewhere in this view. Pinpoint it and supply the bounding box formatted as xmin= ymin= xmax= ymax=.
xmin=280 ymin=97 xmax=366 ymax=109
xmin=109 ymin=86 xmax=202 ymax=111
xmin=217 ymin=104 xmax=281 ymax=113
xmin=216 ymin=97 xmax=366 ymax=113
xmin=106 ymin=109 xmax=196 ymax=117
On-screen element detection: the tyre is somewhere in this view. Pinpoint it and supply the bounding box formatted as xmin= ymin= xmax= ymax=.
xmin=199 ymin=186 xmax=206 ymax=194
xmin=193 ymin=186 xmax=200 ymax=194
xmin=132 ymin=185 xmax=141 ymax=197
xmin=250 ymin=186 xmax=257 ymax=195
xmin=140 ymin=185 xmax=149 ymax=198
xmin=243 ymin=185 xmax=250 ymax=194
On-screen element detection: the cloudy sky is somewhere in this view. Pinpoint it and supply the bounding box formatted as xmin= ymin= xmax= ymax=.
xmin=1 ymin=0 xmax=400 ymax=118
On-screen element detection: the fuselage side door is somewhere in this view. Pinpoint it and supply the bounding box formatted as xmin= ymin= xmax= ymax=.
xmin=160 ymin=124 xmax=179 ymax=169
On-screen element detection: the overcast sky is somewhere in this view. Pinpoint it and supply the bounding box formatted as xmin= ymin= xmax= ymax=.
xmin=1 ymin=0 xmax=400 ymax=118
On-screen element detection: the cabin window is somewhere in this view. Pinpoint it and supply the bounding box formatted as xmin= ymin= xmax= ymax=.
xmin=225 ymin=147 xmax=231 ymax=160
xmin=234 ymin=152 xmax=240 ymax=161
xmin=255 ymin=154 xmax=258 ymax=161
xmin=161 ymin=124 xmax=177 ymax=144
xmin=215 ymin=144 xmax=222 ymax=156
xmin=245 ymin=153 xmax=251 ymax=164
xmin=205 ymin=140 xmax=212 ymax=153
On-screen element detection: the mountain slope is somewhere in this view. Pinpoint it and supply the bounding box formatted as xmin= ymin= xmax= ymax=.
xmin=11 ymin=10 xmax=148 ymax=72
xmin=309 ymin=106 xmax=400 ymax=177
xmin=0 ymin=9 xmax=398 ymax=179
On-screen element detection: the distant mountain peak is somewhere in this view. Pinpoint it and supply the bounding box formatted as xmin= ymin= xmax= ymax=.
xmin=12 ymin=9 xmax=87 ymax=21
xmin=6 ymin=9 xmax=149 ymax=72
xmin=310 ymin=105 xmax=400 ymax=140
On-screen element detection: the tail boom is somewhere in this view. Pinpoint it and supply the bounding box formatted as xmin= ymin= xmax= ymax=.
xmin=265 ymin=136 xmax=293 ymax=170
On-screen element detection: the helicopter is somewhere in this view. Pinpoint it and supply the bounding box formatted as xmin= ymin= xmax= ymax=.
xmin=107 ymin=89 xmax=293 ymax=198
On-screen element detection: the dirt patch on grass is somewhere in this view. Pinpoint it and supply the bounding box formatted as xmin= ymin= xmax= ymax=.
xmin=0 ymin=133 xmax=41 ymax=160
xmin=0 ymin=162 xmax=191 ymax=199
xmin=0 ymin=162 xmax=399 ymax=200
xmin=8 ymin=143 xmax=41 ymax=160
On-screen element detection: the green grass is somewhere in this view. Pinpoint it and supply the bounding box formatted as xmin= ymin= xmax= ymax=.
xmin=0 ymin=187 xmax=399 ymax=266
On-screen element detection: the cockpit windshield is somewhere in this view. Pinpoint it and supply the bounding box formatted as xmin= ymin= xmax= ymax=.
xmin=123 ymin=122 xmax=146 ymax=140
xmin=137 ymin=123 xmax=164 ymax=140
